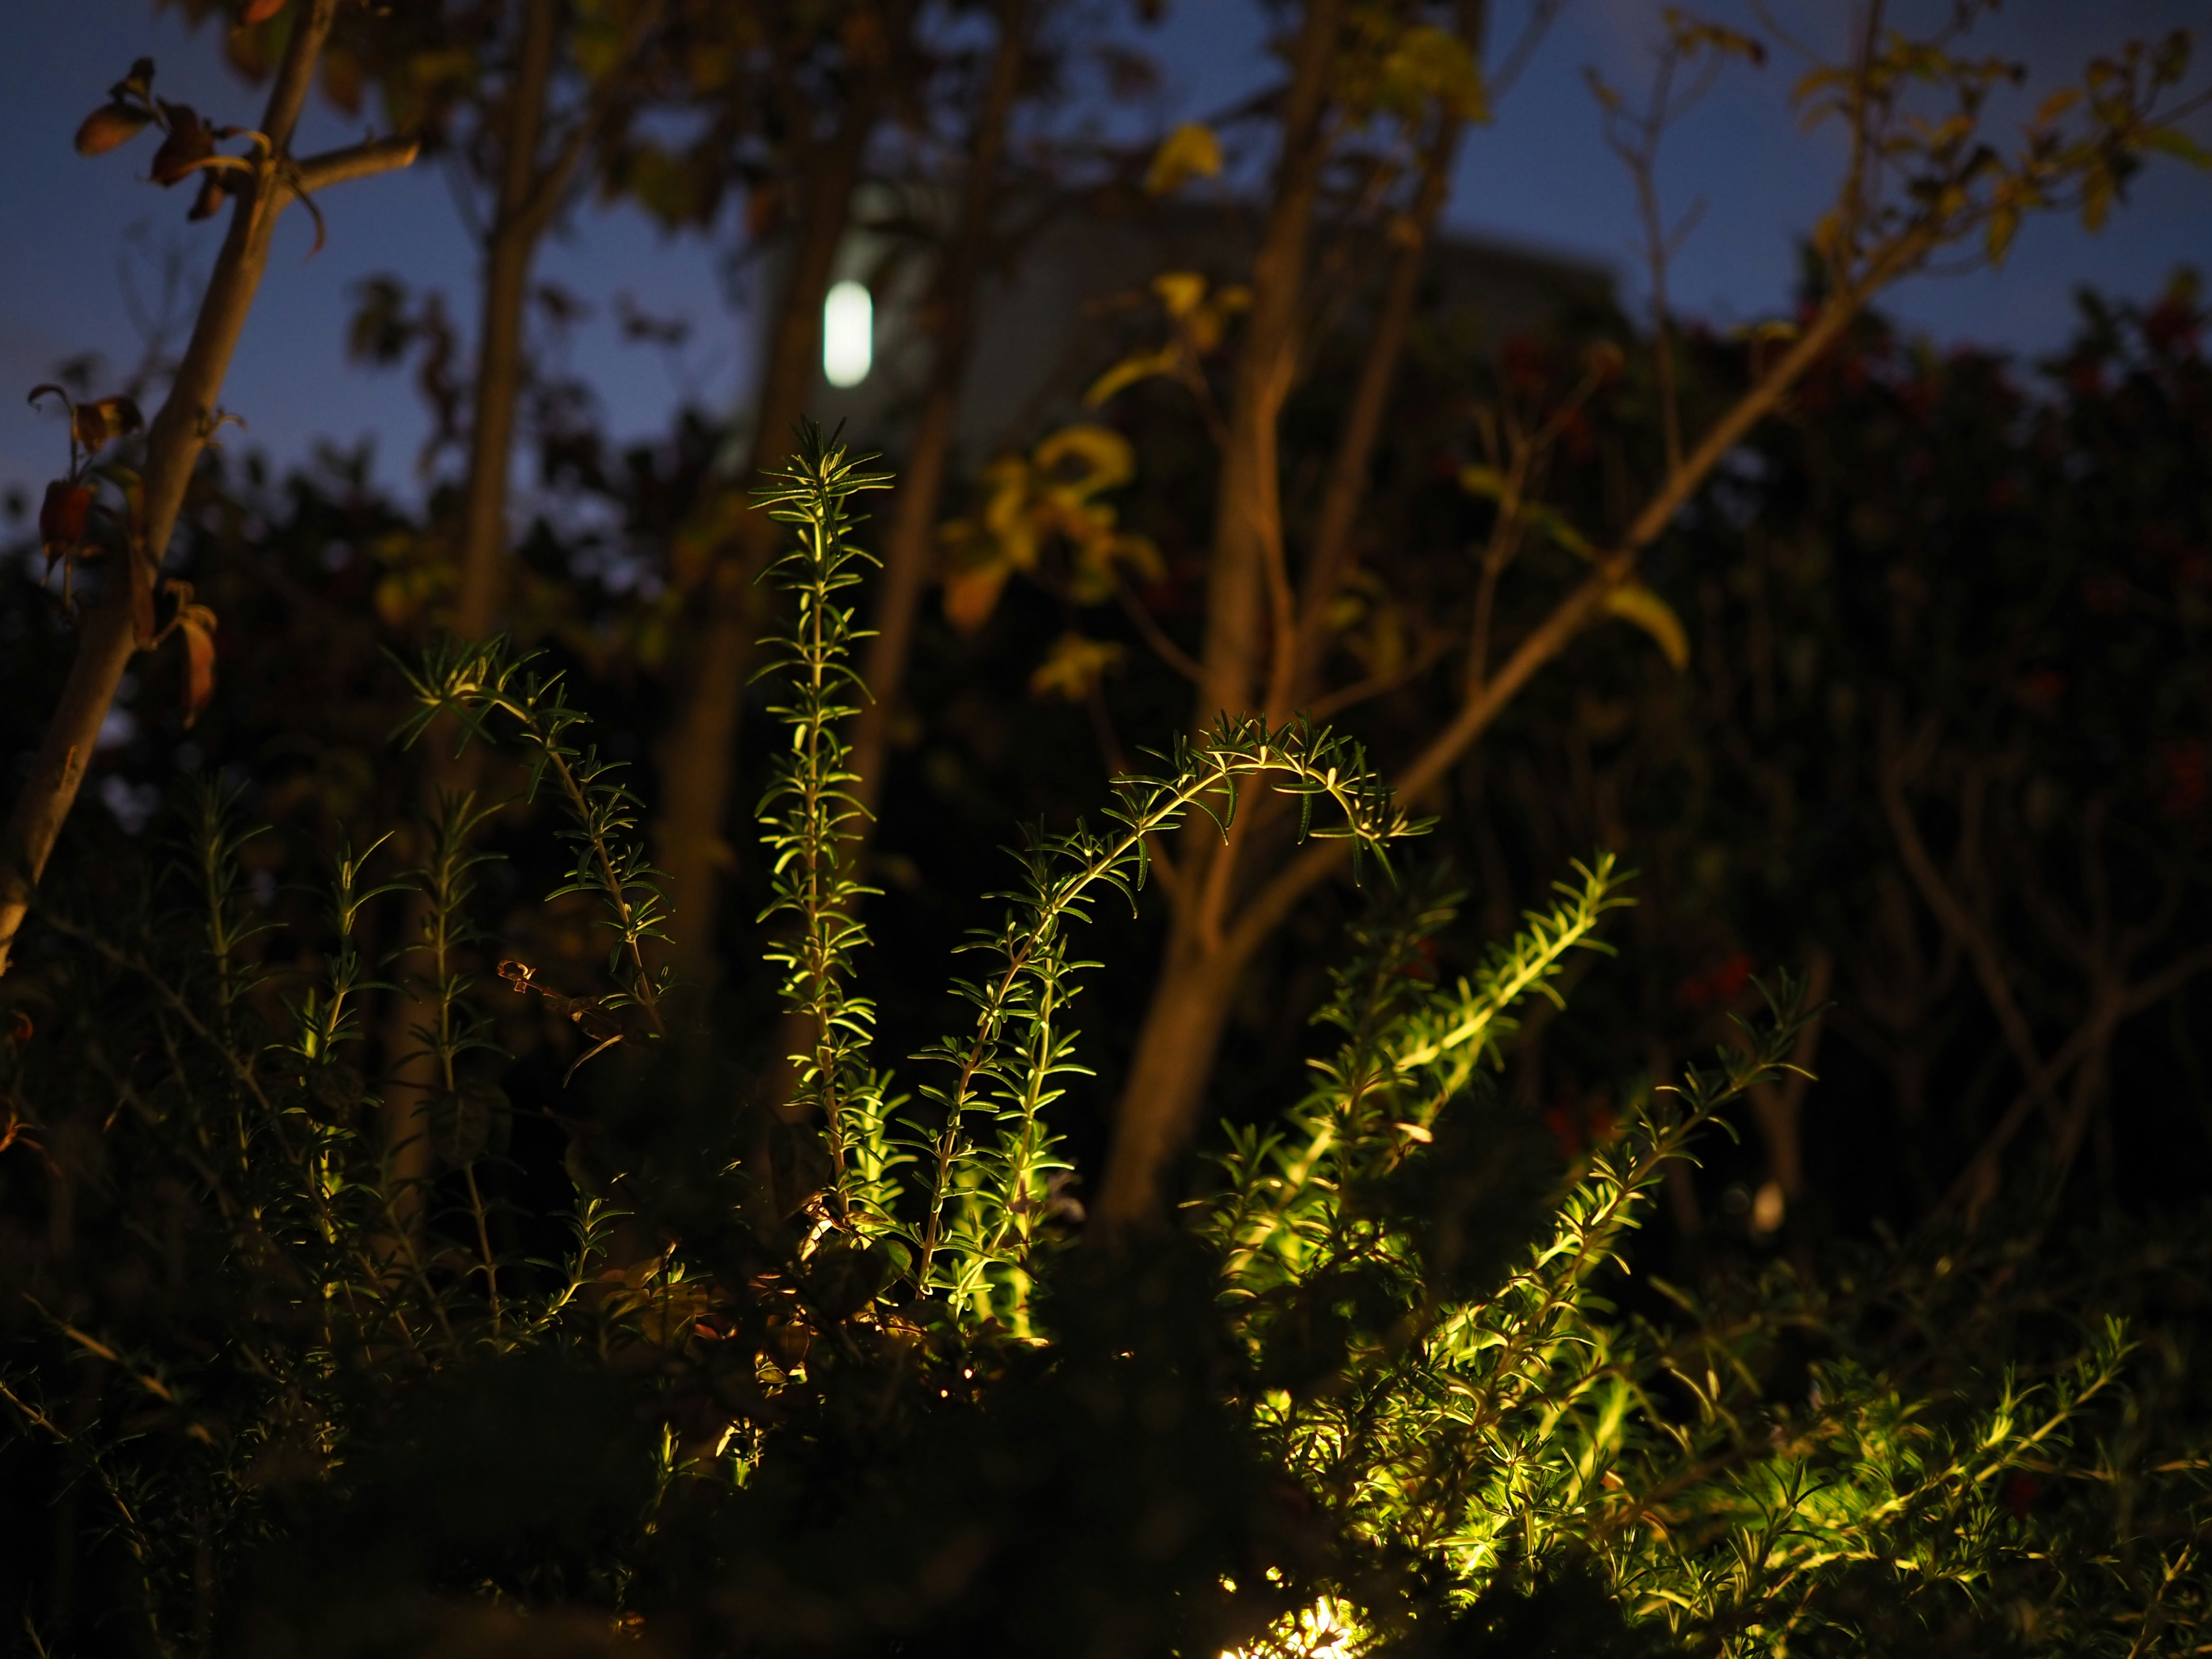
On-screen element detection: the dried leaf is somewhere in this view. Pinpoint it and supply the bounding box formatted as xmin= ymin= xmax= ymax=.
xmin=189 ymin=173 xmax=228 ymax=221
xmin=941 ymin=551 xmax=1013 ymax=632
xmin=111 ymin=58 xmax=156 ymax=105
xmin=150 ymin=103 xmax=214 ymax=187
xmin=321 ymin=49 xmax=365 ymax=116
xmin=39 ymin=480 xmax=92 ymax=563
xmin=72 ymin=396 xmax=144 ymax=452
xmin=75 ymin=103 xmax=153 ymax=157
xmin=241 ymin=0 xmax=291 ymax=21
xmin=1602 ymin=580 xmax=1690 ymax=671
xmin=1145 ymin=122 xmax=1222 ymax=195
xmin=177 ymin=603 xmax=219 ymax=726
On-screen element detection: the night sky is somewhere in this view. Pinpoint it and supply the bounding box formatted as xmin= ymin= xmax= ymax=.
xmin=2 ymin=0 xmax=2206 ymax=509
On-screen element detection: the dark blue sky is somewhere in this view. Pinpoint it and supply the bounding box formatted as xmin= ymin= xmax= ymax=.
xmin=3 ymin=1 xmax=2207 ymax=507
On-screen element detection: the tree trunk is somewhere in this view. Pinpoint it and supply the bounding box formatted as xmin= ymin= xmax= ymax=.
xmin=1093 ymin=923 xmax=1246 ymax=1224
xmin=0 ymin=1 xmax=344 ymax=978
xmin=1096 ymin=0 xmax=1340 ymax=1222
xmin=1291 ymin=86 xmax=1471 ymax=699
xmin=656 ymin=105 xmax=877 ymax=987
xmin=454 ymin=0 xmax=558 ymax=641
xmin=1194 ymin=0 xmax=1340 ymax=734
xmin=380 ymin=0 xmax=562 ymax=1203
xmin=848 ymin=0 xmax=1026 ymax=831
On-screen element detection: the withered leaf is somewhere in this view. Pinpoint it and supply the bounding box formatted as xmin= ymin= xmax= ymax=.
xmin=111 ymin=58 xmax=156 ymax=105
xmin=189 ymin=173 xmax=227 ymax=221
xmin=177 ymin=603 xmax=218 ymax=726
xmin=241 ymin=0 xmax=291 ymax=21
xmin=39 ymin=480 xmax=92 ymax=561
xmin=72 ymin=396 xmax=144 ymax=452
xmin=150 ymin=103 xmax=214 ymax=187
xmin=75 ymin=103 xmax=154 ymax=157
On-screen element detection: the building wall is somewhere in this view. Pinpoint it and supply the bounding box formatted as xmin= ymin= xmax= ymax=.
xmin=800 ymin=192 xmax=1615 ymax=461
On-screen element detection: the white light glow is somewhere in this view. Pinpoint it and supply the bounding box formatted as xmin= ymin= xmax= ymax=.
xmin=823 ymin=280 xmax=873 ymax=388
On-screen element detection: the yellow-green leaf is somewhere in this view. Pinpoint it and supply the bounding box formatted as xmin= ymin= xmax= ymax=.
xmin=1145 ymin=122 xmax=1221 ymax=195
xmin=1456 ymin=463 xmax=1509 ymax=501
xmin=1033 ymin=423 xmax=1135 ymax=496
xmin=1527 ymin=503 xmax=1594 ymax=561
xmin=1603 ymin=581 xmax=1690 ymax=671
xmin=2145 ymin=125 xmax=2212 ymax=171
xmin=1030 ymin=633 xmax=1125 ymax=700
xmin=1084 ymin=345 xmax=1180 ymax=408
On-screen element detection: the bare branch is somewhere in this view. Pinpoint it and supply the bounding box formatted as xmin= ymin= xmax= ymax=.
xmin=291 ymin=133 xmax=421 ymax=195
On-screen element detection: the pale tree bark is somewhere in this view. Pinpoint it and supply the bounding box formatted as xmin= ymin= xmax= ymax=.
xmin=655 ymin=41 xmax=892 ymax=987
xmin=0 ymin=0 xmax=415 ymax=978
xmin=453 ymin=0 xmax=560 ymax=642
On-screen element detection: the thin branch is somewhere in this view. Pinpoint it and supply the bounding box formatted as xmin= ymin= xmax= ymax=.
xmin=1115 ymin=582 xmax=1205 ymax=683
xmin=1878 ymin=716 xmax=2066 ymax=1134
xmin=290 ymin=133 xmax=422 ymax=194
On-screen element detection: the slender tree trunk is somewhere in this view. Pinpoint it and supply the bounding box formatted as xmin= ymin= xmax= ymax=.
xmin=379 ymin=0 xmax=562 ymax=1199
xmin=1291 ymin=93 xmax=1470 ymax=698
xmin=1094 ymin=918 xmax=1250 ymax=1221
xmin=848 ymin=0 xmax=1026 ymax=831
xmin=0 ymin=1 xmax=358 ymax=978
xmin=1194 ymin=0 xmax=1339 ymax=736
xmin=656 ymin=105 xmax=878 ymax=987
xmin=1095 ymin=0 xmax=1339 ymax=1225
xmin=455 ymin=0 xmax=558 ymax=641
